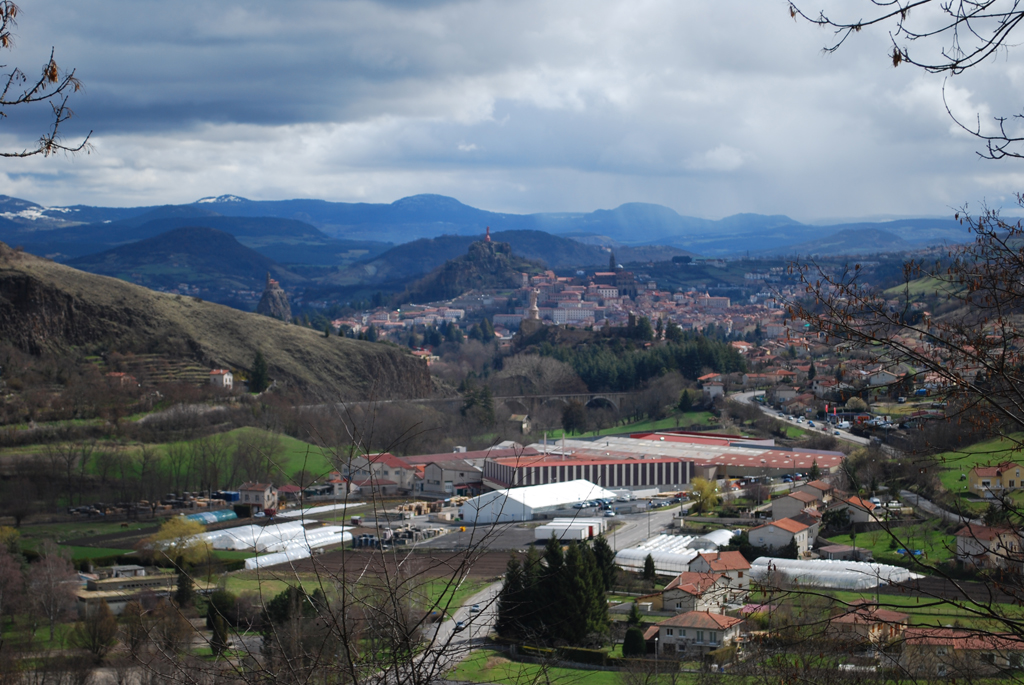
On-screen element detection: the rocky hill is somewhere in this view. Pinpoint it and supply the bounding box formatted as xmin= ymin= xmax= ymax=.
xmin=0 ymin=244 xmax=431 ymax=401
xmin=396 ymin=240 xmax=542 ymax=304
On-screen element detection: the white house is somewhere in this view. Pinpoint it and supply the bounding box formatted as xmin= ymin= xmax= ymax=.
xmin=750 ymin=517 xmax=814 ymax=555
xmin=655 ymin=611 xmax=745 ymax=657
xmin=210 ymin=369 xmax=233 ymax=389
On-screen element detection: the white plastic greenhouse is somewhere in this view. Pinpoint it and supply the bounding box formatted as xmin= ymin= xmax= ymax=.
xmin=278 ymin=503 xmax=364 ymax=519
xmin=749 ymin=556 xmax=924 ymax=590
xmin=615 ymin=534 xmax=700 ymax=575
xmin=201 ymin=522 xmax=351 ymax=554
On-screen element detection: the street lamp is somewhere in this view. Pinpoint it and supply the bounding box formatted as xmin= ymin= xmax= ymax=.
xmin=655 ymin=636 xmax=659 ymax=675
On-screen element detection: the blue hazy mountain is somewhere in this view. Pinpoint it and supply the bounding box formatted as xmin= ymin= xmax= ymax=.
xmin=0 ymin=193 xmax=970 ymax=258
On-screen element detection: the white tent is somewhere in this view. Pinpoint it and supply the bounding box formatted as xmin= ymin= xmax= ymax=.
xmin=459 ymin=479 xmax=617 ymax=525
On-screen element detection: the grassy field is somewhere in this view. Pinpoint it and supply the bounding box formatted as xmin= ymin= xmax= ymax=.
xmin=932 ymin=434 xmax=1024 ymax=494
xmin=223 ymin=572 xmax=489 ymax=614
xmin=826 ymin=524 xmax=957 ymax=565
xmin=753 ymin=588 xmax=1016 ymax=631
xmin=451 ymin=649 xmax=627 ymax=685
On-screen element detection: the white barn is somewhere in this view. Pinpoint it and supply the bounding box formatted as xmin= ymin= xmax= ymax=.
xmin=459 ymin=479 xmax=616 ymax=525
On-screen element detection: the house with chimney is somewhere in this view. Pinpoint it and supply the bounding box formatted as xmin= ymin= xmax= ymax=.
xmin=661 ymin=572 xmax=730 ymax=614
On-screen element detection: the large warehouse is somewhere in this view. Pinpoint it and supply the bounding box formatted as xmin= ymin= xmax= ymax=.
xmin=459 ymin=479 xmax=617 ymax=525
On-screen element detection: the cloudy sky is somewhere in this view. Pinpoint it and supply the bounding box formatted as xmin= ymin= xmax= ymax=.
xmin=2 ymin=0 xmax=1024 ymax=222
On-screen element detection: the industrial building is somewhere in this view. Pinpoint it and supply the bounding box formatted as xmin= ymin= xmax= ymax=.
xmin=458 ymin=479 xmax=616 ymax=525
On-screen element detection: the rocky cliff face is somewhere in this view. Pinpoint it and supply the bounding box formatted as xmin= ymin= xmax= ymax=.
xmin=256 ymin=273 xmax=293 ymax=321
xmin=0 ymin=245 xmax=431 ymax=401
xmin=397 ymin=240 xmax=540 ymax=304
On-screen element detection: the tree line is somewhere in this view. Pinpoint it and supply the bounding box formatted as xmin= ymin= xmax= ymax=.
xmin=496 ymin=535 xmax=616 ymax=646
xmin=538 ymin=333 xmax=746 ymax=392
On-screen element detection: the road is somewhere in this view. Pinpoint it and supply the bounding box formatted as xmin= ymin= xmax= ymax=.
xmin=733 ymin=390 xmax=870 ymax=446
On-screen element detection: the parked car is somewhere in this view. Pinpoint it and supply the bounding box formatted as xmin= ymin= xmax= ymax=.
xmin=604 ymin=511 xmax=616 ymax=517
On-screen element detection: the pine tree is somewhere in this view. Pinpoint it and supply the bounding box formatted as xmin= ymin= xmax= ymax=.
xmin=808 ymin=361 xmax=816 ymax=381
xmin=678 ymin=389 xmax=693 ymax=413
xmin=496 ymin=556 xmax=526 ymax=640
xmin=250 ymin=350 xmax=269 ymax=393
xmin=809 ymin=459 xmax=820 ymax=481
xmin=626 ymin=601 xmax=643 ymax=627
xmin=175 ymin=563 xmax=193 ymax=608
xmin=592 ymin=536 xmax=617 ymax=591
xmin=211 ymin=613 xmax=230 ymax=658
xmin=642 ymin=553 xmax=656 ymax=581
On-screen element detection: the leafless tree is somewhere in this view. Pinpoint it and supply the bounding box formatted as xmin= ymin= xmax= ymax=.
xmin=789 ymin=0 xmax=1024 ymax=159
xmin=0 ymin=2 xmax=90 ymax=158
xmin=29 ymin=541 xmax=78 ymax=641
xmin=0 ymin=544 xmax=23 ymax=628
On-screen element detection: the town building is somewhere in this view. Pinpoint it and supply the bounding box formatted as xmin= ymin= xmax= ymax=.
xmin=654 ymin=611 xmax=745 ymax=657
xmin=421 ymin=459 xmax=484 ymax=499
xmin=968 ymin=462 xmax=1024 ymax=498
xmin=661 ymin=572 xmax=730 ymax=614
xmin=954 ymin=523 xmax=1023 ymax=569
xmin=688 ymin=551 xmax=750 ymax=598
xmin=237 ymin=482 xmax=278 ymax=513
xmin=901 ymin=627 xmax=1024 ymax=678
xmin=825 ymin=599 xmax=909 ymax=645
xmin=750 ymin=517 xmax=814 ymax=555
xmin=209 ymin=369 xmax=233 ymax=389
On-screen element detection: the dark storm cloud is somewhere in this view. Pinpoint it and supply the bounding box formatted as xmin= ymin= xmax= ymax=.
xmin=0 ymin=0 xmax=1021 ymax=219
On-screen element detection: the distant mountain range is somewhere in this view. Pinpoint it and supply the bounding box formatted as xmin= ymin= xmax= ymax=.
xmin=67 ymin=226 xmax=303 ymax=294
xmin=0 ymin=193 xmax=971 ymax=258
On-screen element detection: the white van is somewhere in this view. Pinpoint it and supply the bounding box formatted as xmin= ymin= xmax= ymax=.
xmin=836 ymin=421 xmax=851 ymax=430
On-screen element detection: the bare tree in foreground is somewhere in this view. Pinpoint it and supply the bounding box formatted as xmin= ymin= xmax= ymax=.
xmin=0 ymin=1 xmax=90 ymax=158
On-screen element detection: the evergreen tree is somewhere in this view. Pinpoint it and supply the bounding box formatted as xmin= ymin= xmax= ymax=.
xmin=323 ymin=324 xmax=332 ymax=338
xmin=211 ymin=613 xmax=230 ymax=658
xmin=809 ymin=459 xmax=820 ymax=480
xmin=561 ymin=400 xmax=588 ymax=435
xmin=175 ymin=563 xmax=194 ymax=608
xmin=626 ymin=601 xmax=643 ymax=627
xmin=495 ymin=556 xmax=526 ymax=640
xmin=366 ymin=325 xmax=379 ymax=342
xmin=481 ymin=318 xmax=496 ymax=342
xmin=623 ymin=626 xmax=646 ymax=657
xmin=678 ymin=389 xmax=693 ymax=413
xmin=592 ymin=536 xmax=617 ymax=592
xmin=642 ymin=553 xmax=656 ymax=581
xmin=808 ymin=361 xmax=816 ymax=381
xmin=634 ymin=316 xmax=654 ymax=341
xmin=250 ymin=350 xmax=269 ymax=393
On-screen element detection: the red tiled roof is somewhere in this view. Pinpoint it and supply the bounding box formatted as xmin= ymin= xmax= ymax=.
xmin=365 ymin=452 xmax=416 ymax=471
xmin=694 ymin=551 xmax=750 ymax=572
xmin=845 ymin=496 xmax=875 ymax=511
xmin=832 ymin=600 xmax=909 ymax=625
xmin=753 ymin=517 xmax=809 ymax=534
xmin=954 ymin=523 xmax=1014 ymax=541
xmin=787 ymin=491 xmax=819 ymax=504
xmin=803 ymin=480 xmax=831 ymax=491
xmin=971 ymin=462 xmax=1022 ymax=478
xmin=660 ymin=611 xmax=743 ymax=630
xmin=664 ymin=572 xmax=725 ymax=596
xmin=277 ymin=485 xmax=301 ymax=493
xmin=904 ymin=627 xmax=1024 ymax=650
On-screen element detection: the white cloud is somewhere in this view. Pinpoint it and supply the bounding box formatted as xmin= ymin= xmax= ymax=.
xmin=686 ymin=145 xmax=746 ymax=172
xmin=0 ymin=0 xmax=1022 ymax=221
